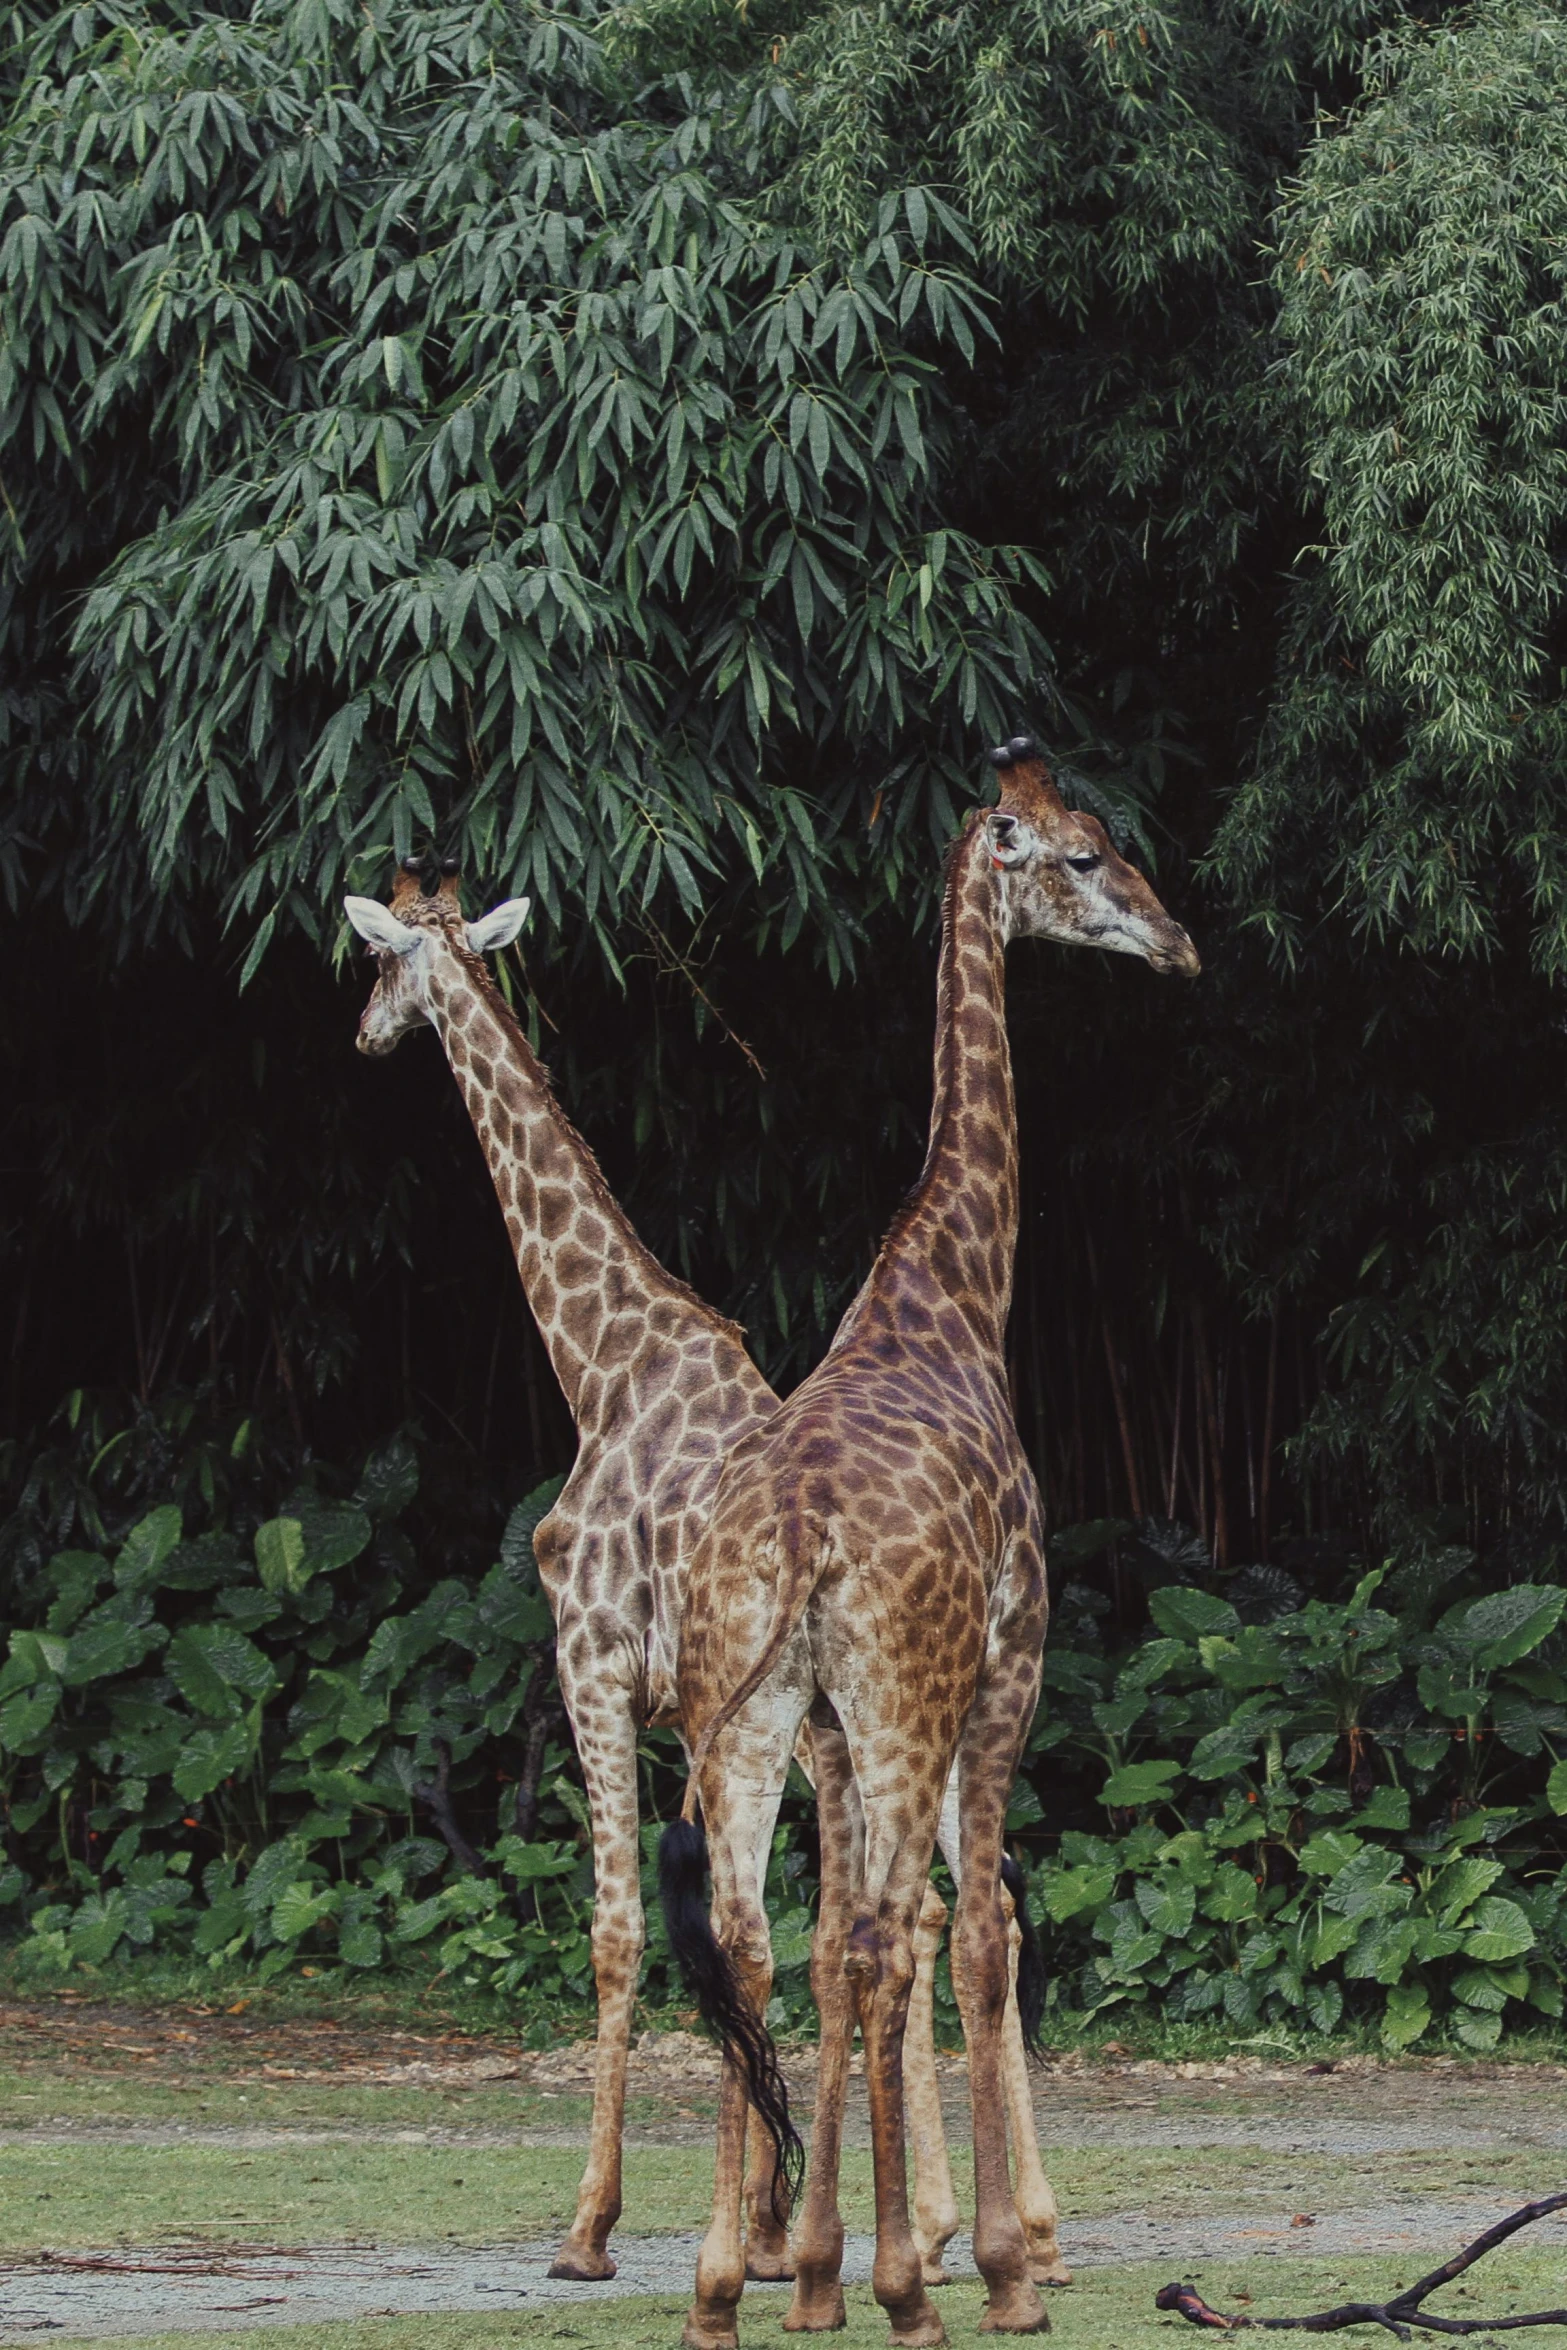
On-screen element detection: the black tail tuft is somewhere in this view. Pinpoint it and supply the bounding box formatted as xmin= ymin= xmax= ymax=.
xmin=1002 ymin=1853 xmax=1047 ymax=2063
xmin=658 ymin=1818 xmax=804 ymax=2222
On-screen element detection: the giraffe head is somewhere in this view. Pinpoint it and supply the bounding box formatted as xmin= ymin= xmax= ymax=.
xmin=983 ymin=737 xmax=1200 ymax=975
xmin=343 ymin=857 xmax=532 ymax=1054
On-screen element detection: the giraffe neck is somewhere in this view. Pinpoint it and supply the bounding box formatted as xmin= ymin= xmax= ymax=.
xmin=858 ymin=816 xmax=1018 ymax=1355
xmin=424 ymin=949 xmax=713 ymax=1434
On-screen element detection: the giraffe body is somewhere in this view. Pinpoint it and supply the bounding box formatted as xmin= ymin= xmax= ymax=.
xmin=344 ymin=857 xmax=1072 ymax=2286
xmin=669 ymin=754 xmax=1198 ymax=2349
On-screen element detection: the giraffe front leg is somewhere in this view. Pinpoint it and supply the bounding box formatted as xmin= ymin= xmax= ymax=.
xmin=999 ymin=1888 xmax=1070 ymax=2288
xmin=548 ymin=1692 xmax=643 ymax=2282
xmin=906 ymin=1882 xmax=961 ymax=2286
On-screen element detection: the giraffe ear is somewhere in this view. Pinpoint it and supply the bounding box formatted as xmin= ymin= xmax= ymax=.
xmin=985 ymin=812 xmax=1029 ymax=868
xmin=344 ymin=896 xmax=420 ymax=954
xmin=465 ymin=897 xmax=532 ymax=955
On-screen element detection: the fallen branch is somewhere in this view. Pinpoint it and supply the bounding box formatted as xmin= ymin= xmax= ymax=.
xmin=1157 ymin=2194 xmax=1567 ymax=2338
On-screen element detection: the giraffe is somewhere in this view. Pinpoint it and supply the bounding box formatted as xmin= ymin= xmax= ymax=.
xmin=342 ymin=853 xmax=1066 ymax=2289
xmin=662 ymin=741 xmax=1199 ymax=2350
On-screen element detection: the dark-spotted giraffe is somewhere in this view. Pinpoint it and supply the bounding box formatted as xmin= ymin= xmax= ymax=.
xmin=668 ymin=744 xmax=1199 ymax=2350
xmin=342 ymin=857 xmax=1065 ymax=2289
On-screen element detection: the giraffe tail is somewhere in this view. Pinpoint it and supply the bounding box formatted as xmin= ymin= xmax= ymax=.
xmin=684 ymin=1532 xmax=825 ymax=1793
xmin=657 ymin=1817 xmax=804 ymax=2223
xmin=1002 ymin=1853 xmax=1047 ymax=2062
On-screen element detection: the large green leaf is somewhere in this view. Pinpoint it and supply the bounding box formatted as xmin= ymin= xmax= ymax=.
xmin=1321 ymin=1848 xmax=1411 ymax=1922
xmin=1381 ymin=1983 xmax=1430 ymax=2049
xmin=255 ymin=1518 xmax=308 ymax=1596
xmin=500 ymin=1480 xmax=567 ymax=1575
xmin=1305 ymin=1980 xmax=1343 ymax=2034
xmin=173 ymin=1719 xmax=256 ymax=1802
xmin=1344 ymin=1915 xmax=1419 ymax=1984
xmin=1188 ymin=1721 xmax=1262 ymax=1780
xmin=1134 ymin=1875 xmax=1197 ymax=1939
xmin=1450 ymin=1963 xmax=1526 ymax=2012
xmin=1461 ymin=1896 xmax=1535 ymax=1963
xmin=1299 ymin=1830 xmax=1363 ymax=1878
xmin=167 ymin=1625 xmax=277 ymax=1717
xmin=1452 ymin=1585 xmax=1567 ymax=1670
xmin=1041 ymin=1864 xmax=1117 ymax=1923
xmin=338 ymin=1914 xmax=385 ymax=1970
xmin=1202 ymin=1864 xmax=1260 ymax=1924
xmin=1147 ymin=1587 xmax=1240 ymax=1645
xmin=769 ymin=1905 xmax=815 ymax=1971
xmin=68 ymin=1893 xmax=132 ymax=1966
xmin=0 ymin=1685 xmax=61 ymax=1754
xmin=271 ymin=1882 xmax=339 ymax=1943
xmin=288 ymin=1499 xmax=373 ymax=1579
xmin=475 ymin=1565 xmax=555 ymax=1646
xmin=354 ymin=1437 xmax=419 ymax=1520
xmin=1100 ymin=1758 xmax=1181 ymax=1809
xmin=3 ymin=1631 xmax=68 ymax=1690
xmin=60 ymin=1615 xmax=164 ymax=1687
xmin=1432 ymin=1855 xmax=1503 ymax=1923
xmin=113 ymin=1507 xmax=183 ymax=1593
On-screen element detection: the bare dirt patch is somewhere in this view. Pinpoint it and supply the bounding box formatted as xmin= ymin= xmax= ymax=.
xmin=7 ymin=1996 xmax=1567 ymax=2153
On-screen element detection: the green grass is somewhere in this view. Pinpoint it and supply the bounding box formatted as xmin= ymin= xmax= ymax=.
xmin=20 ymin=2250 xmax=1567 ymax=2350
xmin=0 ymin=2135 xmax=1553 ymax=2254
xmin=0 ymin=2066 xmax=614 ymax=2134
xmin=0 ymin=1949 xmax=599 ymax=2044
xmin=12 ymin=1947 xmax=1567 ymax=2071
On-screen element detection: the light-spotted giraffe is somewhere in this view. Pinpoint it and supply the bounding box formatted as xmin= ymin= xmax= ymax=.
xmin=663 ymin=744 xmax=1199 ymax=2350
xmin=343 ymin=856 xmax=1064 ymax=2288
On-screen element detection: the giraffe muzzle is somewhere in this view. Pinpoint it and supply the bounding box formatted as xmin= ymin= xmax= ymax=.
xmin=1158 ymin=928 xmax=1201 ymax=978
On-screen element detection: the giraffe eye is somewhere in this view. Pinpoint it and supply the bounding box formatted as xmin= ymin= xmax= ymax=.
xmin=1066 ymin=853 xmax=1102 ymax=874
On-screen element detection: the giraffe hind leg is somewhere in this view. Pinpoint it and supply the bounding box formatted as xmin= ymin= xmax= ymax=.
xmin=786 ymin=1708 xmax=863 ymax=2333
xmin=934 ymin=1772 xmax=1069 ymax=2289
xmin=676 ymin=1710 xmax=807 ymax=2350
xmin=852 ymin=1839 xmax=947 ymax=2346
xmin=952 ymin=1722 xmax=1047 ymax=2335
xmin=906 ymin=1882 xmax=961 ymax=2286
xmin=548 ymin=1688 xmax=642 ymax=2281
xmin=999 ymin=1883 xmax=1070 ymax=2287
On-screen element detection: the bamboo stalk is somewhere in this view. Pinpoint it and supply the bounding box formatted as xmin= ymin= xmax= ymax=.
xmin=1259 ymin=1305 xmax=1279 ymax=1559
xmin=1165 ymin=1317 xmax=1186 ymax=1520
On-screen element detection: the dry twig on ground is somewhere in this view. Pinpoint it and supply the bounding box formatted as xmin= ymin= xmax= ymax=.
xmin=1157 ymin=2194 xmax=1567 ymax=2337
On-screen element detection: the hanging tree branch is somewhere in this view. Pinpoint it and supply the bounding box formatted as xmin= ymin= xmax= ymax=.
xmin=1156 ymin=2194 xmax=1567 ymax=2339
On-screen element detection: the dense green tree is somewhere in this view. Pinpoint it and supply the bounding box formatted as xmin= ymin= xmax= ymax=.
xmin=7 ymin=0 xmax=1567 ymax=1612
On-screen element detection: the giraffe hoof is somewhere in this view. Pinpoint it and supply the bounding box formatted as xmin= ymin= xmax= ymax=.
xmin=979 ymin=2284 xmax=1050 ymax=2333
xmin=920 ymin=2260 xmax=953 ymax=2287
xmin=1029 ymin=2262 xmax=1073 ymax=2288
xmin=682 ymin=2321 xmax=739 ymax=2350
xmin=746 ymin=2252 xmax=798 ymax=2282
xmin=784 ymin=2285 xmax=847 ymax=2331
xmin=547 ymin=2246 xmax=617 ymax=2281
xmin=888 ymin=2314 xmax=947 ymax=2348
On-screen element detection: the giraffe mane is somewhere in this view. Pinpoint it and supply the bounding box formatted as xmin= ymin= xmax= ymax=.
xmin=864 ymin=755 xmax=1061 ymax=1276
xmin=870 ymin=810 xmax=985 ymax=1271
xmin=447 ymin=929 xmax=754 ymax=1352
